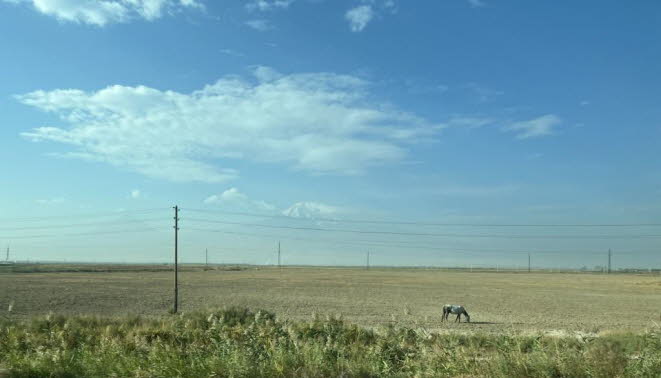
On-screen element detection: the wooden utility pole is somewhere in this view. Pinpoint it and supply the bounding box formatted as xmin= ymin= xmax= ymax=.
xmin=277 ymin=241 xmax=281 ymax=268
xmin=205 ymin=248 xmax=208 ymax=267
xmin=366 ymin=250 xmax=370 ymax=270
xmin=173 ymin=206 xmax=179 ymax=314
xmin=608 ymin=249 xmax=612 ymax=274
xmin=528 ymin=253 xmax=531 ymax=273
xmin=5 ymin=245 xmax=8 ymax=261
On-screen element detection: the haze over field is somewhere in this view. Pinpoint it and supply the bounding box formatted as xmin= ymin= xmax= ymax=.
xmin=0 ymin=0 xmax=660 ymax=268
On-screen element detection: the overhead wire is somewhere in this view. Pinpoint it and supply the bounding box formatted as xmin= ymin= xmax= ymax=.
xmin=183 ymin=218 xmax=661 ymax=239
xmin=0 ymin=227 xmax=167 ymax=240
xmin=182 ymin=208 xmax=661 ymax=228
xmin=0 ymin=208 xmax=171 ymax=223
xmin=0 ymin=218 xmax=168 ymax=231
xmin=185 ymin=227 xmax=647 ymax=256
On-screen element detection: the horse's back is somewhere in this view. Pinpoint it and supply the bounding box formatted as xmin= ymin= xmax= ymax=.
xmin=444 ymin=304 xmax=465 ymax=314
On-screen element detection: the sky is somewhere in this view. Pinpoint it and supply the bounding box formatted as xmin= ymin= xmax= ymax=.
xmin=0 ymin=0 xmax=660 ymax=269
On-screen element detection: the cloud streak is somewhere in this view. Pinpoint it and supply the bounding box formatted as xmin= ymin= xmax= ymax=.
xmin=204 ymin=188 xmax=276 ymax=211
xmin=245 ymin=0 xmax=294 ymax=12
xmin=2 ymin=0 xmax=202 ymax=26
xmin=17 ymin=67 xmax=441 ymax=182
xmin=504 ymin=114 xmax=561 ymax=139
xmin=245 ymin=19 xmax=273 ymax=31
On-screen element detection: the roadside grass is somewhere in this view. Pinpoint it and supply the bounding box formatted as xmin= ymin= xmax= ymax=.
xmin=1 ymin=308 xmax=659 ymax=377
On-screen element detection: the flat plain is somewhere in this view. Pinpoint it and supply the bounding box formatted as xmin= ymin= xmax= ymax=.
xmin=1 ymin=265 xmax=659 ymax=334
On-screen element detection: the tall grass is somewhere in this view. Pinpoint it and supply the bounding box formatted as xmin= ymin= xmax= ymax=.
xmin=1 ymin=308 xmax=659 ymax=377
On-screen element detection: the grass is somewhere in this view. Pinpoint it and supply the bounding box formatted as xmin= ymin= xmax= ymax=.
xmin=0 ymin=308 xmax=659 ymax=377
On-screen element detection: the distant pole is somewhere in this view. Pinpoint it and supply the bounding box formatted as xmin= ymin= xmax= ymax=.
xmin=277 ymin=241 xmax=281 ymax=268
xmin=528 ymin=253 xmax=531 ymax=273
xmin=205 ymin=248 xmax=208 ymax=267
xmin=608 ymin=249 xmax=612 ymax=274
xmin=173 ymin=206 xmax=179 ymax=314
xmin=366 ymin=250 xmax=370 ymax=270
xmin=5 ymin=245 xmax=8 ymax=261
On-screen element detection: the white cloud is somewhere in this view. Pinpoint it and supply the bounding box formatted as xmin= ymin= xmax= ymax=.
xmin=245 ymin=19 xmax=273 ymax=31
xmin=204 ymin=188 xmax=275 ymax=211
xmin=245 ymin=0 xmax=294 ymax=12
xmin=282 ymin=201 xmax=341 ymax=219
xmin=18 ymin=67 xmax=439 ymax=182
xmin=504 ymin=114 xmax=561 ymax=139
xmin=203 ymin=191 xmax=342 ymax=221
xmin=2 ymin=0 xmax=202 ymax=26
xmin=130 ymin=189 xmax=141 ymax=199
xmin=345 ymin=5 xmax=374 ymax=32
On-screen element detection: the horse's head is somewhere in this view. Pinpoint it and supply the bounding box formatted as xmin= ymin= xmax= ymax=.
xmin=464 ymin=312 xmax=471 ymax=322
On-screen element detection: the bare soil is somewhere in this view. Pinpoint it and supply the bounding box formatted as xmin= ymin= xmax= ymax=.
xmin=2 ymin=266 xmax=659 ymax=334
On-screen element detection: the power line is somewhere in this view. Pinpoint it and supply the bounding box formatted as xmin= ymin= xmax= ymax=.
xmin=185 ymin=227 xmax=647 ymax=256
xmin=0 ymin=208 xmax=170 ymax=223
xmin=184 ymin=218 xmax=661 ymax=239
xmin=0 ymin=227 xmax=166 ymax=240
xmin=183 ymin=208 xmax=661 ymax=228
xmin=0 ymin=218 xmax=167 ymax=231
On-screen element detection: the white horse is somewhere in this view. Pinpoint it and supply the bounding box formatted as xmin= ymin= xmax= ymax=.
xmin=442 ymin=304 xmax=470 ymax=323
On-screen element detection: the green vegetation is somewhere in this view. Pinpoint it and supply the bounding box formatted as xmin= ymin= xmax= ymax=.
xmin=1 ymin=308 xmax=659 ymax=377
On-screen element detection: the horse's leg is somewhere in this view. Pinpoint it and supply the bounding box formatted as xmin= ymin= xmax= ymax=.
xmin=455 ymin=314 xmax=460 ymax=322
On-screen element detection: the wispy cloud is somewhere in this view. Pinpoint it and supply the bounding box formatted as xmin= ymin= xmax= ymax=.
xmin=204 ymin=190 xmax=342 ymax=221
xmin=204 ymin=188 xmax=275 ymax=211
xmin=1 ymin=0 xmax=202 ymax=26
xmin=18 ymin=67 xmax=441 ymax=182
xmin=282 ymin=202 xmax=341 ymax=219
xmin=503 ymin=114 xmax=561 ymax=139
xmin=245 ymin=0 xmax=294 ymax=12
xmin=130 ymin=189 xmax=141 ymax=199
xmin=344 ymin=0 xmax=396 ymax=32
xmin=219 ymin=48 xmax=245 ymax=57
xmin=345 ymin=5 xmax=374 ymax=32
xmin=245 ymin=19 xmax=273 ymax=31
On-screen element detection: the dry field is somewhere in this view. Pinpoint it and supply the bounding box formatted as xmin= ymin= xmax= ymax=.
xmin=1 ymin=266 xmax=659 ymax=334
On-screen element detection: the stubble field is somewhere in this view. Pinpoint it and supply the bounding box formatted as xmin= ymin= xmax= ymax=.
xmin=2 ymin=265 xmax=659 ymax=335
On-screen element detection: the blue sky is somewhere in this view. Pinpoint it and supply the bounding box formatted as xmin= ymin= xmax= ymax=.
xmin=1 ymin=0 xmax=660 ymax=268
